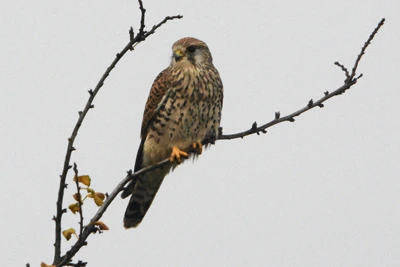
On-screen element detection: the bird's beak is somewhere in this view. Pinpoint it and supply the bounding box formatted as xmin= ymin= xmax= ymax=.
xmin=174 ymin=49 xmax=184 ymax=62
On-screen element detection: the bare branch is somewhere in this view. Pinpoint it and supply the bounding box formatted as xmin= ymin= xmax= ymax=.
xmin=217 ymin=79 xmax=357 ymax=140
xmin=349 ymin=18 xmax=385 ymax=82
xmin=137 ymin=0 xmax=146 ymax=38
xmin=218 ymin=18 xmax=385 ymax=141
xmin=334 ymin=61 xmax=350 ymax=79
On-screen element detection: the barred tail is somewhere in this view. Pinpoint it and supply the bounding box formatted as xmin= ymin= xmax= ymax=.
xmin=123 ymin=138 xmax=171 ymax=228
xmin=123 ymin=170 xmax=167 ymax=228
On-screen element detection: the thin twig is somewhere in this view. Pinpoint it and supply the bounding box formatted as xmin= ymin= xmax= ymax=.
xmin=137 ymin=0 xmax=146 ymax=38
xmin=52 ymin=0 xmax=182 ymax=266
xmin=334 ymin=61 xmax=350 ymax=79
xmin=218 ymin=18 xmax=385 ymax=141
xmin=217 ymin=80 xmax=357 ymax=140
xmin=348 ymin=18 xmax=385 ymax=82
xmin=72 ymin=163 xmax=84 ymax=239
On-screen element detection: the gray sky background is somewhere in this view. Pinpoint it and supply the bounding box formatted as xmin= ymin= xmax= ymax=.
xmin=1 ymin=0 xmax=399 ymax=266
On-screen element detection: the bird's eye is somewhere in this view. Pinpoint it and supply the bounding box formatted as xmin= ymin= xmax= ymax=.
xmin=187 ymin=46 xmax=196 ymax=53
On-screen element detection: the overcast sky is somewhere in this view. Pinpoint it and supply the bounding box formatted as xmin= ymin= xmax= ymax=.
xmin=1 ymin=0 xmax=399 ymax=266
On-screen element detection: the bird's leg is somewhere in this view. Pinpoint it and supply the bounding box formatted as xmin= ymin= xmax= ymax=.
xmin=170 ymin=146 xmax=189 ymax=164
xmin=192 ymin=141 xmax=203 ymax=155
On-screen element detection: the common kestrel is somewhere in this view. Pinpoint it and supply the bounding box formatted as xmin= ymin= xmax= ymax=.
xmin=121 ymin=37 xmax=223 ymax=228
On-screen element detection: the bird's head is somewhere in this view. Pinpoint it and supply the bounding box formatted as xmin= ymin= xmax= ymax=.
xmin=170 ymin=37 xmax=213 ymax=68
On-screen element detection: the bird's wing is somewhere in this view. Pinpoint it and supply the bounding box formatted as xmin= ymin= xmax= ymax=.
xmin=121 ymin=68 xmax=172 ymax=199
xmin=140 ymin=68 xmax=171 ymax=138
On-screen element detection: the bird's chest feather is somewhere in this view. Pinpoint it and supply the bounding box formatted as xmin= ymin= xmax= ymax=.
xmin=166 ymin=70 xmax=214 ymax=138
xmin=146 ymin=68 xmax=221 ymax=153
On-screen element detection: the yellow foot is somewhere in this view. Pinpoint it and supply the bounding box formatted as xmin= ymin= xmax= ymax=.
xmin=192 ymin=141 xmax=203 ymax=155
xmin=170 ymin=146 xmax=189 ymax=164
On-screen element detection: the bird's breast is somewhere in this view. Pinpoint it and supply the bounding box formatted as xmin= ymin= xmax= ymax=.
xmin=144 ymin=66 xmax=223 ymax=164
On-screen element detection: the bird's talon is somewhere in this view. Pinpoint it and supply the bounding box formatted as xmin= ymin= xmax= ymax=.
xmin=170 ymin=146 xmax=189 ymax=163
xmin=192 ymin=141 xmax=203 ymax=155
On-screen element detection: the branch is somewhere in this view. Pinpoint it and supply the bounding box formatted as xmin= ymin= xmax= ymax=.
xmin=54 ymin=158 xmax=174 ymax=267
xmin=52 ymin=1 xmax=182 ymax=266
xmin=348 ymin=18 xmax=385 ymax=82
xmin=217 ymin=81 xmax=357 ymax=140
xmin=218 ymin=18 xmax=385 ymax=141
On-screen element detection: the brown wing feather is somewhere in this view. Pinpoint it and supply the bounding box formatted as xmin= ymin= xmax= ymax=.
xmin=140 ymin=68 xmax=171 ymax=138
xmin=121 ymin=68 xmax=171 ymax=199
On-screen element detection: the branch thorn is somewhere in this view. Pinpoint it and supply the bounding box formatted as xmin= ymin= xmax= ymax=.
xmin=129 ymin=27 xmax=134 ymax=41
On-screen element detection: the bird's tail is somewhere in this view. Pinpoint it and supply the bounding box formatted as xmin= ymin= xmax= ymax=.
xmin=123 ymin=167 xmax=168 ymax=228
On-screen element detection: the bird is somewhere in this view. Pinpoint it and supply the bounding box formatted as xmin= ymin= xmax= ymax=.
xmin=121 ymin=37 xmax=224 ymax=228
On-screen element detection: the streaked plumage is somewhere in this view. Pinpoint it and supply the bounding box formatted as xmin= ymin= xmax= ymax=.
xmin=122 ymin=37 xmax=223 ymax=228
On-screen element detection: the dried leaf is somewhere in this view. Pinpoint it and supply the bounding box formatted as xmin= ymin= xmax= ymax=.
xmin=93 ymin=195 xmax=103 ymax=206
xmin=74 ymin=175 xmax=91 ymax=186
xmin=68 ymin=203 xmax=80 ymax=214
xmin=95 ymin=192 xmax=105 ymax=200
xmin=62 ymin=228 xmax=77 ymax=241
xmin=93 ymin=221 xmax=109 ymax=230
xmin=86 ymin=188 xmax=95 ymax=197
xmin=73 ymin=193 xmax=83 ymax=204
